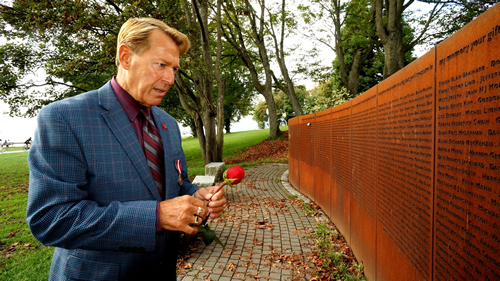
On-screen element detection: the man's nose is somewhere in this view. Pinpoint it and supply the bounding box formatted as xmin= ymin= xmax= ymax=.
xmin=162 ymin=68 xmax=176 ymax=86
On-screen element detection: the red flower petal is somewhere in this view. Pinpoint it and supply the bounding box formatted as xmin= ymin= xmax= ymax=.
xmin=226 ymin=166 xmax=245 ymax=184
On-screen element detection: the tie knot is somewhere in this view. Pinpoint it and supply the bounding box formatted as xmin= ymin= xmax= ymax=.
xmin=140 ymin=108 xmax=150 ymax=118
xmin=140 ymin=108 xmax=154 ymax=124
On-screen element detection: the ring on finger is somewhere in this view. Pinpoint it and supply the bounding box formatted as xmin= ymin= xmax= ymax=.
xmin=197 ymin=206 xmax=202 ymax=216
xmin=195 ymin=216 xmax=199 ymax=224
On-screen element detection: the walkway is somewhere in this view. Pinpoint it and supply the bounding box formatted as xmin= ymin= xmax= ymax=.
xmin=177 ymin=163 xmax=331 ymax=281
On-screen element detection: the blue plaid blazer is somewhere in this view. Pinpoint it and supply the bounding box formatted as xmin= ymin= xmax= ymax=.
xmin=26 ymin=81 xmax=198 ymax=280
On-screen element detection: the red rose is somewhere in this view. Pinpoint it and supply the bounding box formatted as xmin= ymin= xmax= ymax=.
xmin=224 ymin=166 xmax=245 ymax=185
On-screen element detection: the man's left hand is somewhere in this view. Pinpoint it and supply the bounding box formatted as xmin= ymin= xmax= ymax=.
xmin=193 ymin=186 xmax=227 ymax=219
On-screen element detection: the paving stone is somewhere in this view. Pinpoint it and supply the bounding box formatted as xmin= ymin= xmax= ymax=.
xmin=207 ymin=274 xmax=221 ymax=280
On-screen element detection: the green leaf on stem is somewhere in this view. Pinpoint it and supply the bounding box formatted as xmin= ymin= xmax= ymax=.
xmin=196 ymin=224 xmax=225 ymax=248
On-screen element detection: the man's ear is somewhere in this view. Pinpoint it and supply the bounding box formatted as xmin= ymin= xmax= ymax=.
xmin=117 ymin=44 xmax=133 ymax=70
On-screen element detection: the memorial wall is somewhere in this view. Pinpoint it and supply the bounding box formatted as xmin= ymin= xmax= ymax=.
xmin=287 ymin=4 xmax=500 ymax=281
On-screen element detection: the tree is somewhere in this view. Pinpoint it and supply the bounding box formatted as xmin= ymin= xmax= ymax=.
xmin=158 ymin=86 xmax=197 ymax=137
xmin=0 ymin=0 xmax=124 ymax=116
xmin=280 ymin=85 xmax=307 ymax=123
xmin=373 ymin=0 xmax=499 ymax=78
xmin=221 ymin=66 xmax=254 ymax=133
xmin=303 ymin=80 xmax=350 ymax=113
xmin=252 ymin=100 xmax=268 ymax=129
xmin=220 ymin=0 xmax=283 ymax=139
xmin=299 ymin=0 xmax=378 ymax=98
xmin=252 ymin=92 xmax=284 ymax=129
xmin=417 ymin=0 xmax=499 ymax=47
xmin=0 ymin=0 xmax=227 ymax=164
xmin=176 ymin=0 xmax=226 ymax=164
xmin=264 ymin=0 xmax=304 ymax=116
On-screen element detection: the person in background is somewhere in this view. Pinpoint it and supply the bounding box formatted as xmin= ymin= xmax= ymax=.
xmin=26 ymin=17 xmax=227 ymax=280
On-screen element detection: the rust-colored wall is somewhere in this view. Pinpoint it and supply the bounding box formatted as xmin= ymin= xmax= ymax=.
xmin=288 ymin=4 xmax=500 ymax=281
xmin=376 ymin=48 xmax=435 ymax=281
xmin=350 ymin=88 xmax=378 ymax=279
xmin=330 ymin=101 xmax=352 ymax=243
xmin=434 ymin=8 xmax=500 ymax=280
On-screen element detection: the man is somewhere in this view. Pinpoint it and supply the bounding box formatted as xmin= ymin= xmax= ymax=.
xmin=26 ymin=18 xmax=226 ymax=280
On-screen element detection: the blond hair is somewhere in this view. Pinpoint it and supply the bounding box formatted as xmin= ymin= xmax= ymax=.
xmin=115 ymin=18 xmax=190 ymax=66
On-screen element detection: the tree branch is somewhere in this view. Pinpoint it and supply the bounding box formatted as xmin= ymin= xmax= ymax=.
xmin=104 ymin=0 xmax=123 ymax=14
xmin=407 ymin=2 xmax=444 ymax=50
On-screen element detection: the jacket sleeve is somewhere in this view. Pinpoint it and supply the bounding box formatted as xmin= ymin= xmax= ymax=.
xmin=26 ymin=104 xmax=158 ymax=252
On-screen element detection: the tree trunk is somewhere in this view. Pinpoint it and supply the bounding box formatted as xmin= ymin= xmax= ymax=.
xmin=179 ymin=0 xmax=222 ymax=165
xmin=247 ymin=0 xmax=281 ymax=138
xmin=331 ymin=0 xmax=374 ymax=97
xmin=375 ymin=0 xmax=405 ymax=79
xmin=224 ymin=117 xmax=231 ymax=133
xmin=262 ymin=90 xmax=281 ymax=138
xmin=346 ymin=50 xmax=363 ymax=97
xmin=268 ymin=0 xmax=303 ymax=117
xmin=175 ymin=77 xmax=207 ymax=160
xmin=221 ymin=0 xmax=282 ymax=139
xmin=188 ymin=119 xmax=197 ymax=138
xmin=215 ymin=0 xmax=225 ymax=161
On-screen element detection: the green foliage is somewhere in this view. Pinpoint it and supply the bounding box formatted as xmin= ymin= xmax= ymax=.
xmin=219 ymin=55 xmax=255 ymax=133
xmin=302 ymin=202 xmax=319 ymax=217
xmin=303 ymin=80 xmax=349 ymax=113
xmin=314 ymin=223 xmax=367 ymax=280
xmin=280 ymin=85 xmax=307 ymax=122
xmin=252 ymin=85 xmax=308 ymax=127
xmin=0 ymin=0 xmax=188 ymax=117
xmin=252 ymin=100 xmax=271 ymax=129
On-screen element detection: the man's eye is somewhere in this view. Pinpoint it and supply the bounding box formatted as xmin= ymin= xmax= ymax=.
xmin=172 ymin=67 xmax=179 ymax=73
xmin=157 ymin=63 xmax=165 ymax=68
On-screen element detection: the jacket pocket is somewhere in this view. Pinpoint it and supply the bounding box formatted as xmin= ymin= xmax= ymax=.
xmin=64 ymin=255 xmax=120 ymax=280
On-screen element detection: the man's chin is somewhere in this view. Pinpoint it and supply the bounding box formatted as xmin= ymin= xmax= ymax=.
xmin=140 ymin=99 xmax=163 ymax=108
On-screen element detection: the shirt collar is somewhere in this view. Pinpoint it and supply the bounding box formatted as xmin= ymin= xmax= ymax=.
xmin=111 ymin=76 xmax=147 ymax=121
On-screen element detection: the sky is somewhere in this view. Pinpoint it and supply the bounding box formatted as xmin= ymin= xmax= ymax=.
xmin=0 ymin=101 xmax=38 ymax=143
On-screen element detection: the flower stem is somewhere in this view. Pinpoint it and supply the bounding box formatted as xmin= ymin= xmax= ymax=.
xmin=203 ymin=181 xmax=226 ymax=225
xmin=209 ymin=181 xmax=226 ymax=201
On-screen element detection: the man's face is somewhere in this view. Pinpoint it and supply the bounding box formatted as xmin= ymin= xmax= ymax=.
xmin=125 ymin=29 xmax=180 ymax=107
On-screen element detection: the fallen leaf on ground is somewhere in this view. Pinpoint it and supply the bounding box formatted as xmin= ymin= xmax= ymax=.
xmin=7 ymin=230 xmax=19 ymax=238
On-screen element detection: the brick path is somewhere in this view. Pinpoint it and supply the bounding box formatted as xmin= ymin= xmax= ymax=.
xmin=177 ymin=163 xmax=329 ymax=281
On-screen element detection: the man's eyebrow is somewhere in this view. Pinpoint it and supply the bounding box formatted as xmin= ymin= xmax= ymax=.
xmin=158 ymin=58 xmax=180 ymax=68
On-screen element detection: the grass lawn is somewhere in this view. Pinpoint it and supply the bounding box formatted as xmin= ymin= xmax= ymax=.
xmin=0 ymin=152 xmax=54 ymax=281
xmin=0 ymin=127 xmax=286 ymax=280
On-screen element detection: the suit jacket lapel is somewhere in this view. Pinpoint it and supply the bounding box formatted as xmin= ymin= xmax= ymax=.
xmin=97 ymin=82 xmax=162 ymax=201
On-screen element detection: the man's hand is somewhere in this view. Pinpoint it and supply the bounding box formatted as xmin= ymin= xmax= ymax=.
xmin=158 ymin=195 xmax=208 ymax=235
xmin=193 ymin=186 xmax=227 ymax=219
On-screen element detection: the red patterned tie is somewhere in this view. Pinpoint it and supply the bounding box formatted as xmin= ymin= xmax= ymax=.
xmin=141 ymin=109 xmax=165 ymax=198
